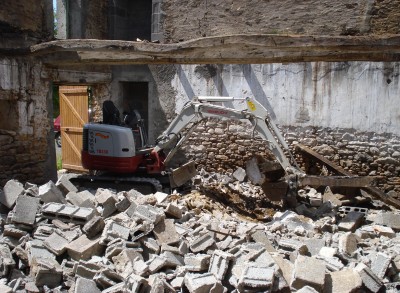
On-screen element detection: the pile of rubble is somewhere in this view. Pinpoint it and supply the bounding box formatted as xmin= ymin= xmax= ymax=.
xmin=1 ymin=173 xmax=400 ymax=293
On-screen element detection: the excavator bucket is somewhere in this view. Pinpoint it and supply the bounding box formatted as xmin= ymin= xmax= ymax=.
xmin=169 ymin=161 xmax=197 ymax=188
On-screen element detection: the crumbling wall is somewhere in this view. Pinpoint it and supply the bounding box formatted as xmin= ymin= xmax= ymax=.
xmin=168 ymin=62 xmax=400 ymax=193
xmin=0 ymin=58 xmax=55 ymax=186
xmin=161 ymin=0 xmax=398 ymax=42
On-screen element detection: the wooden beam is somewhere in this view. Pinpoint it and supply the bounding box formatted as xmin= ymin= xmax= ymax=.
xmin=29 ymin=34 xmax=400 ymax=66
xmin=296 ymin=144 xmax=400 ymax=209
xmin=298 ymin=175 xmax=375 ymax=188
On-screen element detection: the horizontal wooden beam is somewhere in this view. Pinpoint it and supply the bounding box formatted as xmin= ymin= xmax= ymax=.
xmin=29 ymin=34 xmax=400 ymax=66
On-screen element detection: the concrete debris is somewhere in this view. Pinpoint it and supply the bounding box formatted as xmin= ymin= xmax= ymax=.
xmin=0 ymin=175 xmax=398 ymax=292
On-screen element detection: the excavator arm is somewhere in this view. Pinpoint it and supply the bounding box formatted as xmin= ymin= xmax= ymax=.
xmin=153 ymin=96 xmax=303 ymax=176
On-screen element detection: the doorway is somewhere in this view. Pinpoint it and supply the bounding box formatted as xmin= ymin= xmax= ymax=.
xmin=121 ymin=82 xmax=149 ymax=133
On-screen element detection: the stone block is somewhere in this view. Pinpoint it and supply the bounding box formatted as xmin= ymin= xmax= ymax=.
xmin=153 ymin=218 xmax=180 ymax=245
xmin=134 ymin=204 xmax=165 ymax=224
xmin=291 ymin=255 xmax=326 ymax=291
xmin=374 ymin=212 xmax=400 ymax=231
xmin=371 ymin=252 xmax=391 ymax=279
xmin=184 ymin=272 xmax=224 ymax=293
xmin=355 ymin=263 xmax=383 ymax=293
xmin=43 ymin=231 xmax=69 ymax=255
xmin=12 ymin=194 xmax=40 ymax=226
xmin=95 ymin=188 xmax=117 ymax=217
xmin=56 ymin=174 xmax=78 ymax=196
xmin=30 ymin=257 xmax=63 ymax=288
xmin=190 ymin=232 xmax=216 ymax=253
xmin=238 ymin=264 xmax=275 ymax=291
xmin=326 ymin=268 xmax=362 ymax=293
xmin=38 ymin=180 xmax=66 ymax=204
xmin=82 ymin=216 xmax=105 ymax=238
xmin=338 ymin=232 xmax=358 ymax=255
xmin=66 ymin=234 xmax=104 ymax=260
xmin=338 ymin=212 xmax=364 ymax=232
xmin=74 ymin=277 xmax=101 ymax=293
xmin=0 ymin=179 xmax=24 ymax=208
xmin=209 ymin=250 xmax=235 ymax=280
xmin=185 ymin=253 xmax=211 ymax=271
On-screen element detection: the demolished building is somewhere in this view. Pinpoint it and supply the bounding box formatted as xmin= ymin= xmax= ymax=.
xmin=1 ymin=0 xmax=400 ymax=291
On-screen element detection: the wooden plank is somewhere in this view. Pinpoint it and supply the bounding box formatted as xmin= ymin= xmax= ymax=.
xmin=59 ymin=85 xmax=88 ymax=172
xmin=298 ymin=175 xmax=375 ymax=188
xmin=30 ymin=35 xmax=400 ymax=66
xmin=296 ymin=144 xmax=400 ymax=209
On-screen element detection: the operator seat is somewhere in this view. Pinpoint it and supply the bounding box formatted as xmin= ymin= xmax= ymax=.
xmin=102 ymin=100 xmax=121 ymax=125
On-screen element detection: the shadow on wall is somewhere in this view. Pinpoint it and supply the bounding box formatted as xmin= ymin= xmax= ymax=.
xmin=176 ymin=64 xmax=278 ymax=120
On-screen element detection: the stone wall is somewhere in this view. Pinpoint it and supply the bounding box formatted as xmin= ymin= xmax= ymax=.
xmin=180 ymin=120 xmax=400 ymax=194
xmin=0 ymin=58 xmax=56 ymax=186
xmin=161 ymin=0 xmax=399 ymax=42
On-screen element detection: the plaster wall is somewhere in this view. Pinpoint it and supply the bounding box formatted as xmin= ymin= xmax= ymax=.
xmin=171 ymin=62 xmax=400 ymax=135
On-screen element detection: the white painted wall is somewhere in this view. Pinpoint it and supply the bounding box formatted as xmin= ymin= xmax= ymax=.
xmin=171 ymin=62 xmax=400 ymax=135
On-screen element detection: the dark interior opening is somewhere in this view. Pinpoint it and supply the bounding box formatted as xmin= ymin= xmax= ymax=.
xmin=121 ymin=82 xmax=149 ymax=133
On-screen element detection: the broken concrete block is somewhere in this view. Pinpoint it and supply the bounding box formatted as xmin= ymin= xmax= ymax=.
xmin=38 ymin=180 xmax=66 ymax=204
xmin=82 ymin=215 xmax=105 ymax=239
xmin=171 ymin=276 xmax=185 ymax=289
xmin=0 ymin=179 xmax=24 ymax=208
xmin=126 ymin=274 xmax=147 ymax=292
xmin=190 ymin=232 xmax=216 ymax=253
xmin=371 ymin=252 xmax=391 ymax=279
xmin=374 ymin=211 xmax=400 ymax=231
xmin=43 ymin=231 xmax=69 ymax=255
xmin=163 ymin=251 xmax=185 ymax=267
xmin=209 ymin=250 xmax=235 ymax=280
xmin=30 ymin=257 xmax=63 ymax=288
xmin=41 ymin=202 xmax=95 ymax=225
xmin=338 ymin=232 xmax=358 ymax=255
xmin=0 ymin=244 xmax=16 ymax=277
xmin=165 ymin=202 xmax=183 ymax=219
xmin=75 ymin=260 xmax=102 ymax=279
xmin=112 ymin=249 xmax=143 ymax=279
xmin=355 ymin=263 xmax=383 ymax=293
xmin=95 ymin=188 xmax=117 ymax=217
xmin=115 ymin=192 xmax=130 ymax=212
xmin=184 ymin=272 xmax=224 ymax=293
xmin=291 ymin=255 xmax=326 ymax=291
xmin=305 ymin=238 xmax=325 ymax=256
xmin=74 ymin=277 xmax=101 ymax=293
xmin=154 ymin=191 xmax=170 ymax=204
xmin=146 ymin=255 xmax=168 ymax=274
xmin=278 ymin=238 xmax=309 ymax=255
xmin=338 ymin=212 xmax=364 ymax=232
xmin=66 ymin=234 xmax=104 ymax=260
xmin=66 ymin=190 xmax=94 ymax=207
xmin=56 ymin=174 xmax=78 ymax=196
xmin=184 ymin=253 xmax=211 ymax=272
xmin=251 ymin=230 xmax=276 ymax=253
xmin=100 ymin=220 xmax=130 ymax=244
xmin=238 ymin=264 xmax=275 ymax=291
xmin=233 ymin=167 xmax=246 ymax=182
xmin=93 ymin=268 xmax=123 ymax=289
xmin=153 ymin=218 xmax=180 ymax=246
xmin=134 ymin=204 xmax=165 ymax=225
xmin=325 ymin=268 xmax=363 ymax=293
xmin=319 ymin=247 xmax=337 ymax=258
xmin=11 ymin=194 xmax=40 ymax=226
xmin=245 ymin=157 xmax=265 ymax=185
xmin=27 ymin=240 xmax=56 ymax=265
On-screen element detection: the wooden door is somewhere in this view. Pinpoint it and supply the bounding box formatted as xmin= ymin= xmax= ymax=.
xmin=59 ymin=86 xmax=89 ymax=172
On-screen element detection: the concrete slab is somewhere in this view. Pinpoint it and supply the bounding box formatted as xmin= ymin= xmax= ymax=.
xmin=12 ymin=194 xmax=40 ymax=226
xmin=355 ymin=263 xmax=383 ymax=293
xmin=371 ymin=252 xmax=391 ymax=279
xmin=0 ymin=179 xmax=24 ymax=208
xmin=238 ymin=264 xmax=275 ymax=290
xmin=153 ymin=218 xmax=180 ymax=245
xmin=43 ymin=231 xmax=69 ymax=255
xmin=291 ymin=255 xmax=326 ymax=291
xmin=338 ymin=212 xmax=364 ymax=232
xmin=326 ymin=268 xmax=362 ymax=293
